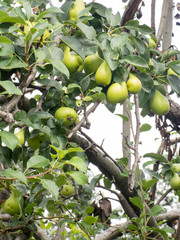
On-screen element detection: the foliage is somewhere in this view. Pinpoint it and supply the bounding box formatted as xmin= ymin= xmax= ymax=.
xmin=0 ymin=0 xmax=179 ymax=239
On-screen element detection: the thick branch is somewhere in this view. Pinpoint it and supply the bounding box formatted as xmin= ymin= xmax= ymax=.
xmin=33 ymin=225 xmax=51 ymax=240
xmin=120 ymin=0 xmax=142 ymax=26
xmin=151 ymin=0 xmax=156 ymax=34
xmin=156 ymin=0 xmax=171 ymax=43
xmin=95 ymin=210 xmax=180 ymax=240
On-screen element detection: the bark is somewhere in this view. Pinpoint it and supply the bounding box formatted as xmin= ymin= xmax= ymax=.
xmin=95 ymin=210 xmax=180 ymax=240
xmin=120 ymin=0 xmax=142 ymax=26
xmin=151 ymin=0 xmax=156 ymax=34
xmin=162 ymin=0 xmax=173 ymax=50
xmin=156 ymin=0 xmax=171 ymax=44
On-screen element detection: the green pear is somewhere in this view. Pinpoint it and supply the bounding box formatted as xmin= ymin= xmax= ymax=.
xmin=69 ymin=0 xmax=86 ymax=23
xmin=84 ymin=53 xmax=103 ymax=75
xmin=127 ymin=73 xmax=142 ymax=94
xmin=167 ymin=68 xmax=179 ymax=77
xmin=148 ymin=38 xmax=156 ymax=48
xmin=62 ymin=47 xmax=82 ymax=74
xmin=107 ymin=82 xmax=128 ymax=104
xmin=15 ymin=129 xmax=25 ymax=146
xmin=62 ymin=181 xmax=75 ymax=196
xmin=95 ymin=61 xmax=112 ymax=86
xmin=4 ymin=189 xmax=21 ymax=215
xmin=171 ymin=164 xmax=180 ymax=173
xmin=150 ymin=90 xmax=170 ymax=116
xmin=170 ymin=173 xmax=180 ymax=191
xmin=55 ymin=107 xmax=78 ymax=127
xmin=28 ymin=132 xmax=49 ymax=150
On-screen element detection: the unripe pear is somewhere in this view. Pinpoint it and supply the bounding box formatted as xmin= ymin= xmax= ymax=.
xmin=150 ymin=90 xmax=170 ymax=116
xmin=84 ymin=53 xmax=103 ymax=75
xmin=15 ymin=129 xmax=25 ymax=146
xmin=4 ymin=190 xmax=21 ymax=215
xmin=69 ymin=0 xmax=86 ymax=23
xmin=127 ymin=73 xmax=142 ymax=94
xmin=148 ymin=38 xmax=156 ymax=49
xmin=170 ymin=173 xmax=180 ymax=191
xmin=171 ymin=164 xmax=180 ymax=173
xmin=62 ymin=181 xmax=75 ymax=196
xmin=107 ymin=82 xmax=128 ymax=104
xmin=167 ymin=68 xmax=179 ymax=77
xmin=62 ymin=47 xmax=81 ymax=74
xmin=95 ymin=61 xmax=112 ymax=86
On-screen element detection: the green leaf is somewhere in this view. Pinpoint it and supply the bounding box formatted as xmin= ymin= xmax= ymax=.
xmin=121 ymin=55 xmax=148 ymax=68
xmin=3 ymin=55 xmax=27 ymax=69
xmin=110 ymin=34 xmax=128 ymax=50
xmin=0 ymin=131 xmax=19 ymax=151
xmin=125 ymin=21 xmax=153 ymax=34
xmin=36 ymin=7 xmax=63 ymax=21
xmin=0 ymin=11 xmax=26 ymax=24
xmin=143 ymin=153 xmax=167 ymax=163
xmin=23 ymin=1 xmax=32 ymax=20
xmin=0 ymin=36 xmax=13 ymax=44
xmin=76 ymin=22 xmax=96 ymax=40
xmin=105 ymin=8 xmax=121 ymax=27
xmin=50 ymin=59 xmax=69 ymax=78
xmin=64 ymin=157 xmax=87 ymax=173
xmin=67 ymin=171 xmax=88 ymax=185
xmin=41 ymin=179 xmax=59 ymax=199
xmin=168 ymin=75 xmax=180 ymax=94
xmin=27 ymin=156 xmax=50 ymax=169
xmin=0 ymin=81 xmax=22 ymax=95
xmin=129 ymin=197 xmax=143 ymax=210
xmin=149 ymin=205 xmax=163 ymax=216
xmin=140 ymin=123 xmax=151 ymax=132
xmin=83 ymin=216 xmax=97 ymax=225
xmin=116 ymin=114 xmax=129 ymax=122
xmin=0 ymin=169 xmax=27 ymax=185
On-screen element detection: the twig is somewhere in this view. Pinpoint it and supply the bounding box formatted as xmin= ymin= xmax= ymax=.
xmin=155 ymin=188 xmax=172 ymax=205
xmin=67 ymin=101 xmax=101 ymax=139
xmin=34 ymin=89 xmax=48 ymax=112
xmin=129 ymin=94 xmax=141 ymax=191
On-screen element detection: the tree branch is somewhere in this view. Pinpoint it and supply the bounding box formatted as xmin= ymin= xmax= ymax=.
xmin=33 ymin=225 xmax=51 ymax=240
xmin=156 ymin=0 xmax=171 ymax=43
xmin=151 ymin=0 xmax=156 ymax=34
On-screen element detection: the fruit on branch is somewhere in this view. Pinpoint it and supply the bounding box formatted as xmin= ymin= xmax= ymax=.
xmin=148 ymin=59 xmax=153 ymax=66
xmin=150 ymin=90 xmax=170 ymax=116
xmin=69 ymin=0 xmax=86 ymax=23
xmin=170 ymin=173 xmax=180 ymax=191
xmin=62 ymin=47 xmax=83 ymax=74
xmin=167 ymin=68 xmax=179 ymax=77
xmin=83 ymin=53 xmax=103 ymax=75
xmin=171 ymin=164 xmax=180 ymax=173
xmin=107 ymin=82 xmax=128 ymax=104
xmin=15 ymin=129 xmax=25 ymax=146
xmin=55 ymin=107 xmax=78 ymax=127
xmin=126 ymin=73 xmax=142 ymax=94
xmin=62 ymin=181 xmax=75 ymax=196
xmin=95 ymin=61 xmax=112 ymax=86
xmin=3 ymin=189 xmax=21 ymax=215
xmin=28 ymin=132 xmax=49 ymax=150
xmin=148 ymin=38 xmax=156 ymax=48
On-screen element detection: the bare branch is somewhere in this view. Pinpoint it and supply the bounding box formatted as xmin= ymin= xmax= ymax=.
xmin=34 ymin=225 xmax=51 ymax=240
xmin=155 ymin=188 xmax=172 ymax=205
xmin=67 ymin=101 xmax=101 ymax=138
xmin=151 ymin=0 xmax=156 ymax=34
xmin=129 ymin=94 xmax=141 ymax=190
xmin=0 ymin=214 xmax=12 ymax=221
xmin=0 ymin=111 xmax=14 ymax=123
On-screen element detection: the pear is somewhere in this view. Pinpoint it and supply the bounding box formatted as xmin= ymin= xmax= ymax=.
xmin=62 ymin=181 xmax=75 ymax=196
xmin=69 ymin=0 xmax=86 ymax=23
xmin=84 ymin=53 xmax=103 ymax=75
xmin=167 ymin=68 xmax=179 ymax=77
xmin=4 ymin=189 xmax=21 ymax=215
xmin=15 ymin=129 xmax=25 ymax=146
xmin=171 ymin=164 xmax=180 ymax=173
xmin=107 ymin=82 xmax=128 ymax=104
xmin=170 ymin=173 xmax=180 ymax=191
xmin=148 ymin=38 xmax=156 ymax=48
xmin=127 ymin=73 xmax=142 ymax=94
xmin=150 ymin=90 xmax=170 ymax=116
xmin=95 ymin=61 xmax=112 ymax=86
xmin=62 ymin=47 xmax=82 ymax=74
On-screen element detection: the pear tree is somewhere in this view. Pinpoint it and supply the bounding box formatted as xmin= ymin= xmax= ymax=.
xmin=0 ymin=0 xmax=180 ymax=240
